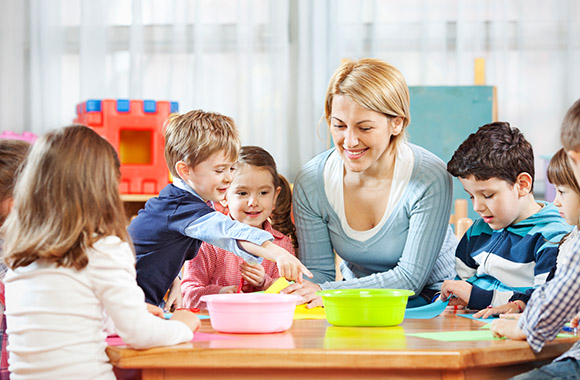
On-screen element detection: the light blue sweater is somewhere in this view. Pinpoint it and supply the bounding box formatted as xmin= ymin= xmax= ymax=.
xmin=293 ymin=144 xmax=457 ymax=296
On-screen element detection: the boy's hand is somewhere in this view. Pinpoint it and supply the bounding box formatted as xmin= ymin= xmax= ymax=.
xmin=263 ymin=241 xmax=312 ymax=283
xmin=570 ymin=313 xmax=580 ymax=328
xmin=473 ymin=301 xmax=524 ymax=319
xmin=146 ymin=303 xmax=165 ymax=318
xmin=440 ymin=280 xmax=472 ymax=306
xmin=281 ymin=279 xmax=323 ymax=307
xmin=219 ymin=285 xmax=238 ymax=294
xmin=238 ymin=240 xmax=313 ymax=282
xmin=170 ymin=310 xmax=201 ymax=333
xmin=490 ymin=318 xmax=526 ymax=340
xmin=240 ymin=261 xmax=266 ymax=287
xmin=166 ymin=277 xmax=183 ymax=312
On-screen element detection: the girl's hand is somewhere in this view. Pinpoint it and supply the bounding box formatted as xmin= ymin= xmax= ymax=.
xmin=490 ymin=318 xmax=526 ymax=340
xmin=219 ymin=285 xmax=237 ymax=294
xmin=281 ymin=279 xmax=323 ymax=307
xmin=440 ymin=280 xmax=472 ymax=306
xmin=473 ymin=301 xmax=525 ymax=319
xmin=146 ymin=303 xmax=165 ymax=318
xmin=240 ymin=261 xmax=266 ymax=287
xmin=165 ymin=277 xmax=183 ymax=312
xmin=170 ymin=310 xmax=201 ymax=333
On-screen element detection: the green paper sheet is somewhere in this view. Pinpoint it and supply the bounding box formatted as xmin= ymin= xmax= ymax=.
xmin=407 ymin=330 xmax=504 ymax=341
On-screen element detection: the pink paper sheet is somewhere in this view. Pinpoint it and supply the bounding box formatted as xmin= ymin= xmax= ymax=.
xmin=106 ymin=332 xmax=236 ymax=346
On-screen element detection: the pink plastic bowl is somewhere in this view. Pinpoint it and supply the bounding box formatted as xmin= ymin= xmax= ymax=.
xmin=199 ymin=293 xmax=301 ymax=334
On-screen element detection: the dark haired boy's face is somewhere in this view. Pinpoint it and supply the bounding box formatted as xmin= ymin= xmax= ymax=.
xmin=459 ymin=175 xmax=524 ymax=230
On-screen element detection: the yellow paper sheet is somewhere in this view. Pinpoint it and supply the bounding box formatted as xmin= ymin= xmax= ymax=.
xmin=264 ymin=277 xmax=292 ymax=294
xmin=294 ymin=304 xmax=326 ymax=320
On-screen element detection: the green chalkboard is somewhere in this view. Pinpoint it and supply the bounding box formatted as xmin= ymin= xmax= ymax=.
xmin=408 ymin=86 xmax=496 ymax=220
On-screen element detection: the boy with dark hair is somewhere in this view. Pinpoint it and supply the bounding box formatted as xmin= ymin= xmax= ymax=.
xmin=441 ymin=122 xmax=570 ymax=310
xmin=492 ymin=99 xmax=580 ymax=380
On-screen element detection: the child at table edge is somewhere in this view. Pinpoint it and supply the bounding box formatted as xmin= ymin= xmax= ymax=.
xmin=491 ymin=99 xmax=580 ymax=380
xmin=440 ymin=122 xmax=570 ymax=310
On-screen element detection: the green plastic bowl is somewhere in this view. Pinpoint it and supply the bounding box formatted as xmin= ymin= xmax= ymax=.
xmin=317 ymin=289 xmax=415 ymax=327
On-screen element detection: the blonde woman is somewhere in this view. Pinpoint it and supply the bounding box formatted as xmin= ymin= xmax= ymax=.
xmin=284 ymin=58 xmax=457 ymax=308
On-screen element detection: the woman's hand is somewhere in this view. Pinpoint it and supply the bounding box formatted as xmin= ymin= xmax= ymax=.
xmin=240 ymin=261 xmax=266 ymax=287
xmin=440 ymin=280 xmax=472 ymax=306
xmin=490 ymin=318 xmax=526 ymax=340
xmin=281 ymin=279 xmax=323 ymax=307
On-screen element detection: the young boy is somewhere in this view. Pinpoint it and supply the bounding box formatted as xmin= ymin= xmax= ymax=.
xmin=128 ymin=110 xmax=311 ymax=307
xmin=491 ymin=99 xmax=580 ymax=379
xmin=440 ymin=122 xmax=571 ymax=310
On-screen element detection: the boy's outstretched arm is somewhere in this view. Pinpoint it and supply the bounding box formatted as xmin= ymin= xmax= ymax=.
xmin=238 ymin=240 xmax=312 ymax=283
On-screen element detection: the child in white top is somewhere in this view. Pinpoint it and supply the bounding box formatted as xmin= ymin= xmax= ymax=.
xmin=1 ymin=125 xmax=199 ymax=380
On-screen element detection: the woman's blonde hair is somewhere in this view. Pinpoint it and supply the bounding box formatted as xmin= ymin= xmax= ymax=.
xmin=164 ymin=109 xmax=240 ymax=179
xmin=324 ymin=58 xmax=411 ymax=147
xmin=2 ymin=125 xmax=130 ymax=270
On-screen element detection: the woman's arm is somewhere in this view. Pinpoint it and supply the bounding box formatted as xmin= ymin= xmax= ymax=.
xmin=292 ymin=163 xmax=337 ymax=284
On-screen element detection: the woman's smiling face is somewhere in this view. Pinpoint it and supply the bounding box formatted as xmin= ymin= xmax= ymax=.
xmin=329 ymin=95 xmax=403 ymax=174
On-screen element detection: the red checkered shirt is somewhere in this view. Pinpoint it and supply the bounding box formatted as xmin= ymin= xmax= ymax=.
xmin=181 ymin=220 xmax=295 ymax=308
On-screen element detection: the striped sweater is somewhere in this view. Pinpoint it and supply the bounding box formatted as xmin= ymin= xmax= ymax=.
xmin=456 ymin=202 xmax=571 ymax=309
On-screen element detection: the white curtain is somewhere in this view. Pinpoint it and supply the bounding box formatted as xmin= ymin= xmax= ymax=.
xmin=0 ymin=0 xmax=578 ymax=185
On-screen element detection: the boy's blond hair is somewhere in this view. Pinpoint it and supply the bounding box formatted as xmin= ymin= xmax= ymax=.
xmin=164 ymin=110 xmax=240 ymax=178
xmin=561 ymin=98 xmax=580 ymax=152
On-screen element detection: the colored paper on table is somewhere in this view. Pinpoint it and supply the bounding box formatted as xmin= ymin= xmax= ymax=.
xmin=407 ymin=330 xmax=504 ymax=341
xmin=457 ymin=313 xmax=499 ymax=323
xmin=264 ymin=277 xmax=293 ymax=294
xmin=404 ymin=299 xmax=449 ymax=319
xmin=164 ymin=313 xmax=210 ymax=320
xmin=106 ymin=332 xmax=235 ymax=346
xmin=294 ymin=304 xmax=326 ymax=320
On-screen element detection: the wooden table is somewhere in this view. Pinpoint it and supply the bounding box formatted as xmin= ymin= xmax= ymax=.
xmin=107 ymin=310 xmax=578 ymax=380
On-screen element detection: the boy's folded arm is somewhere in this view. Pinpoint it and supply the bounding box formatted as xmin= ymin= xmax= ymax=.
xmin=467 ymin=285 xmax=494 ymax=309
xmin=184 ymin=211 xmax=273 ymax=263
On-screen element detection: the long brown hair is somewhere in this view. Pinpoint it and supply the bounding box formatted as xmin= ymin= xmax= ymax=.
xmin=547 ymin=147 xmax=580 ymax=195
xmin=2 ymin=125 xmax=130 ymax=270
xmin=237 ymin=146 xmax=298 ymax=249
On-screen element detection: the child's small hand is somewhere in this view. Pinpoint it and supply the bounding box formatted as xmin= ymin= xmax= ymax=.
xmin=170 ymin=310 xmax=201 ymax=333
xmin=440 ymin=280 xmax=472 ymax=306
xmin=490 ymin=318 xmax=526 ymax=340
xmin=267 ymin=243 xmax=312 ymax=283
xmin=473 ymin=301 xmax=524 ymax=319
xmin=145 ymin=303 xmax=165 ymax=318
xmin=240 ymin=261 xmax=266 ymax=287
xmin=219 ymin=285 xmax=238 ymax=294
xmin=570 ymin=313 xmax=580 ymax=328
xmin=165 ymin=277 xmax=183 ymax=312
